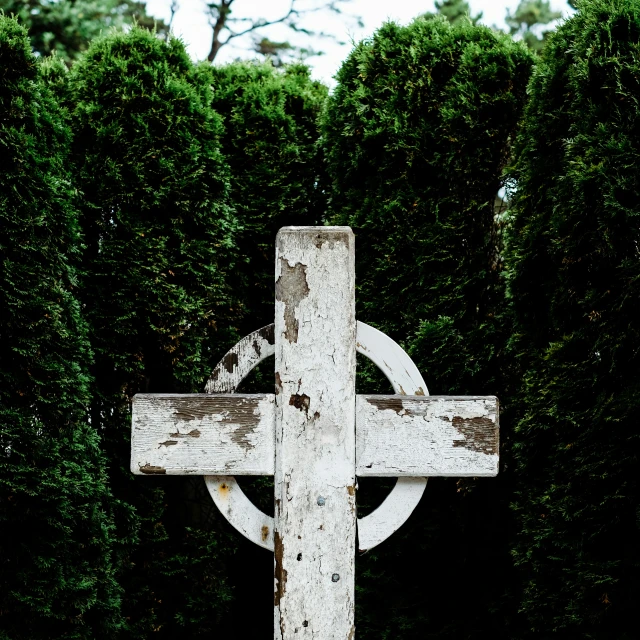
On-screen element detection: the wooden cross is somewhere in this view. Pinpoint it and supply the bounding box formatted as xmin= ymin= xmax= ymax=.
xmin=131 ymin=227 xmax=499 ymax=639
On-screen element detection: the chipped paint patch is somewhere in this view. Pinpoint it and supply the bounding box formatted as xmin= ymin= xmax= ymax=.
xmin=139 ymin=464 xmax=166 ymax=475
xmin=275 ymin=259 xmax=309 ymax=344
xmin=452 ymin=416 xmax=498 ymax=455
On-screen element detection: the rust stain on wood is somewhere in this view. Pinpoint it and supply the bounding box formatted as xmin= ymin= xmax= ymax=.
xmin=261 ymin=525 xmax=270 ymax=542
xmin=159 ymin=440 xmax=178 ymax=447
xmin=275 ymin=259 xmax=309 ymax=343
xmin=347 ymin=485 xmax=355 ymax=496
xmin=452 ymin=416 xmax=498 ymax=455
xmin=274 ymin=531 xmax=288 ymax=606
xmin=139 ymin=464 xmax=166 ymax=475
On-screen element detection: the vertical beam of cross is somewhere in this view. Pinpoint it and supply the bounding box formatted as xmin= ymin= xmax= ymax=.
xmin=274 ymin=228 xmax=356 ymax=639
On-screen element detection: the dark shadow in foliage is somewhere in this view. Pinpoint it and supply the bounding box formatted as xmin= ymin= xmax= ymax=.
xmin=322 ymin=14 xmax=533 ymax=638
xmin=0 ymin=16 xmax=122 ymax=639
xmin=66 ymin=28 xmax=238 ymax=638
xmin=505 ymin=0 xmax=640 ymax=636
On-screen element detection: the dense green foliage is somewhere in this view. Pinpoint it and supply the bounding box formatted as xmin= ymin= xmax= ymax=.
xmin=209 ymin=60 xmax=327 ymax=335
xmin=0 ymin=16 xmax=121 ymax=638
xmin=66 ymin=28 xmax=238 ymax=638
xmin=505 ymin=0 xmax=640 ymax=635
xmin=322 ymin=15 xmax=533 ymax=638
xmin=0 ymin=0 xmax=167 ymax=66
xmin=201 ymin=59 xmax=329 ymax=634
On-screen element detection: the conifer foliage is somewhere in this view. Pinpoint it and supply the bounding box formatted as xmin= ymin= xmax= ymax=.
xmin=322 ymin=15 xmax=533 ymax=638
xmin=506 ymin=0 xmax=640 ymax=635
xmin=0 ymin=16 xmax=121 ymax=639
xmin=209 ymin=60 xmax=328 ymax=336
xmin=67 ymin=28 xmax=237 ymax=637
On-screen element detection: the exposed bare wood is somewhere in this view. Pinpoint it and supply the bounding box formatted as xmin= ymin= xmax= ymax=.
xmin=130 ymin=225 xmax=501 ymax=639
xmin=131 ymin=394 xmax=275 ymax=475
xmin=356 ymin=395 xmax=499 ymax=477
xmin=205 ymin=324 xmax=275 ymax=394
xmin=274 ymin=227 xmax=356 ymax=639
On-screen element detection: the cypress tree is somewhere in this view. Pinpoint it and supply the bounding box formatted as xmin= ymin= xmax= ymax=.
xmin=203 ymin=60 xmax=328 ymax=634
xmin=505 ymin=0 xmax=640 ymax=635
xmin=322 ymin=15 xmax=533 ymax=637
xmin=0 ymin=16 xmax=121 ymax=639
xmin=209 ymin=60 xmax=328 ymax=336
xmin=67 ymin=28 xmax=237 ymax=638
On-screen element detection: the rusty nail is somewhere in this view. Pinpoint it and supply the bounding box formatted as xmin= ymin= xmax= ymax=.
xmin=331 ymin=573 xmax=340 ymax=582
xmin=317 ymin=496 xmax=326 ymax=506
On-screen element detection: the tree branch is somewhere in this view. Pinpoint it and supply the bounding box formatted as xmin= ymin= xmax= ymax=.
xmin=208 ymin=0 xmax=298 ymax=62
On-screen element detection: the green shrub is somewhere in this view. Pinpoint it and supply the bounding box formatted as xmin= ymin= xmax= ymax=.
xmin=67 ymin=28 xmax=237 ymax=638
xmin=323 ymin=15 xmax=533 ymax=638
xmin=209 ymin=60 xmax=328 ymax=337
xmin=505 ymin=0 xmax=640 ymax=635
xmin=0 ymin=16 xmax=121 ymax=639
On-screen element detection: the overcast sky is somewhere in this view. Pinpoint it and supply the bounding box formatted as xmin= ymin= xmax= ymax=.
xmin=144 ymin=0 xmax=575 ymax=86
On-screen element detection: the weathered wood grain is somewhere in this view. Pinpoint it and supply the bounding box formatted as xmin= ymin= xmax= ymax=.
xmin=274 ymin=227 xmax=356 ymax=640
xmin=356 ymin=395 xmax=499 ymax=477
xmin=131 ymin=394 xmax=275 ymax=476
xmin=353 ymin=321 xmax=429 ymax=552
xmin=205 ymin=475 xmax=275 ymax=550
xmin=205 ymin=324 xmax=275 ymax=394
xmin=132 ymin=393 xmax=499 ymax=479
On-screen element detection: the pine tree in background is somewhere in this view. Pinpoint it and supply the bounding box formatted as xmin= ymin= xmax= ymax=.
xmin=0 ymin=16 xmax=122 ymax=639
xmin=0 ymin=0 xmax=168 ymax=67
xmin=505 ymin=0 xmax=640 ymax=635
xmin=506 ymin=0 xmax=563 ymax=53
xmin=322 ymin=15 xmax=533 ymax=638
xmin=66 ymin=28 xmax=238 ymax=638
xmin=209 ymin=60 xmax=328 ymax=337
xmin=435 ymin=0 xmax=483 ymax=26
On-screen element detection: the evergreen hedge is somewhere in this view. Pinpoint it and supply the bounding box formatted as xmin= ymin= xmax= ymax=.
xmin=205 ymin=60 xmax=329 ymax=634
xmin=505 ymin=0 xmax=640 ymax=635
xmin=322 ymin=15 xmax=533 ymax=638
xmin=66 ymin=28 xmax=238 ymax=638
xmin=0 ymin=16 xmax=121 ymax=639
xmin=209 ymin=60 xmax=328 ymax=336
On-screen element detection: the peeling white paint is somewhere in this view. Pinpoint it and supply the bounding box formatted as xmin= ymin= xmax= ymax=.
xmin=356 ymin=396 xmax=499 ymax=477
xmin=131 ymin=394 xmax=275 ymax=475
xmin=274 ymin=227 xmax=356 ymax=640
xmin=130 ymin=226 xmax=502 ymax=639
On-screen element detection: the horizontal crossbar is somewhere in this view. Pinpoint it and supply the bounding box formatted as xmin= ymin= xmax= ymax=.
xmin=131 ymin=394 xmax=498 ymax=477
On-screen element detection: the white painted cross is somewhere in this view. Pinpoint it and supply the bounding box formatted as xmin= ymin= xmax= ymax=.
xmin=131 ymin=227 xmax=499 ymax=639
